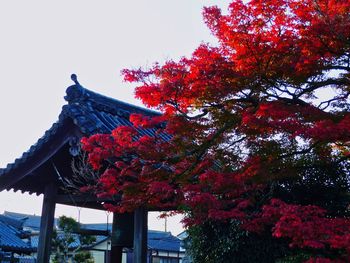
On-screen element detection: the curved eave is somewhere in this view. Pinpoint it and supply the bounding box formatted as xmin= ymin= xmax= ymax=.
xmin=0 ymin=83 xmax=167 ymax=195
xmin=0 ymin=118 xmax=77 ymax=193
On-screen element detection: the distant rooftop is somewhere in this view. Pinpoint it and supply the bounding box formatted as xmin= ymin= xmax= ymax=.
xmin=4 ymin=211 xmax=58 ymax=231
xmin=0 ymin=214 xmax=33 ymax=253
xmin=2 ymin=211 xmax=182 ymax=252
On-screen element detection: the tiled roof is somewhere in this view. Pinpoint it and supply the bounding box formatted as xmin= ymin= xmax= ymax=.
xmin=0 ymin=221 xmax=32 ymax=252
xmin=81 ymin=223 xmax=112 ymax=231
xmin=2 ymin=212 xmax=181 ymax=253
xmin=3 ymin=212 xmax=108 ymax=251
xmin=0 ymin=214 xmax=24 ymax=230
xmin=148 ymin=230 xmax=181 ymax=252
xmin=5 ymin=212 xmax=110 ymax=233
xmin=4 ymin=211 xmax=58 ymax=231
xmin=61 ymin=83 xmax=162 ymax=136
xmin=0 ymin=78 xmax=168 ymax=194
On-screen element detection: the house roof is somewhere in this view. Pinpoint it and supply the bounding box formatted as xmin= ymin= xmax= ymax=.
xmin=0 ymin=75 xmax=164 ymax=197
xmin=2 ymin=212 xmax=181 ymax=253
xmin=4 ymin=211 xmax=58 ymax=231
xmin=2 ymin=211 xmax=107 ymax=251
xmin=0 ymin=219 xmax=32 ymax=253
xmin=4 ymin=212 xmax=113 ymax=234
xmin=148 ymin=230 xmax=181 ymax=252
xmin=0 ymin=214 xmax=24 ymax=230
xmin=81 ymin=223 xmax=112 ymax=232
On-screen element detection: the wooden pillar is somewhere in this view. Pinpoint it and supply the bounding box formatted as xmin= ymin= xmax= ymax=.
xmin=110 ymin=212 xmax=134 ymax=263
xmin=110 ymin=213 xmax=122 ymax=263
xmin=133 ymin=207 xmax=148 ymax=263
xmin=37 ymin=183 xmax=57 ymax=263
xmin=110 ymin=246 xmax=123 ymax=263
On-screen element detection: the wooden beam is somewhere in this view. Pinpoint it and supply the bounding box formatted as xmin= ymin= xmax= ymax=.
xmin=55 ymin=194 xmax=121 ymax=210
xmin=56 ymin=194 xmax=176 ymax=211
xmin=37 ymin=183 xmax=57 ymax=263
xmin=133 ymin=207 xmax=148 ymax=263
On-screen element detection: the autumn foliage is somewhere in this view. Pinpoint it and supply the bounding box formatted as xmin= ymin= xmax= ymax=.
xmin=81 ymin=0 xmax=350 ymax=261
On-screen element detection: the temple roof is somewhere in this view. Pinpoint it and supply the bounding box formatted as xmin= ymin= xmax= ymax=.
xmin=0 ymin=215 xmax=33 ymax=253
xmin=61 ymin=81 xmax=161 ymax=136
xmin=0 ymin=78 xmax=162 ymax=199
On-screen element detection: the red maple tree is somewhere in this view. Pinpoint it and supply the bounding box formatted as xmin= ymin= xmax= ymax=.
xmin=82 ymin=0 xmax=350 ymax=261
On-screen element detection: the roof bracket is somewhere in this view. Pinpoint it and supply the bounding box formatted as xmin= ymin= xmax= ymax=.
xmin=68 ymin=136 xmax=81 ymax=157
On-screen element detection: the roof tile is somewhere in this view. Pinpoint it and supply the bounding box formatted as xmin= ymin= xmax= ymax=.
xmin=0 ymin=83 xmax=163 ymax=190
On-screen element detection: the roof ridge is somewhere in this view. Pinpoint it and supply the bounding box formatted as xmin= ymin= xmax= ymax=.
xmin=64 ymin=84 xmax=160 ymax=117
xmin=4 ymin=211 xmax=40 ymax=218
xmin=0 ymin=77 xmax=167 ymax=194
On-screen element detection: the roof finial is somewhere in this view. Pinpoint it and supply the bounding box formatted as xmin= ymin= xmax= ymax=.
xmin=71 ymin=74 xmax=80 ymax=86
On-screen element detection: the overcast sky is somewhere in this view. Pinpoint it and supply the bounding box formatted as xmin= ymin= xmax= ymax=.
xmin=0 ymin=0 xmax=230 ymax=235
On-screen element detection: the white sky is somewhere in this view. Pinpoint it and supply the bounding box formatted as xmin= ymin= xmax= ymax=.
xmin=0 ymin=1 xmax=230 ymax=235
